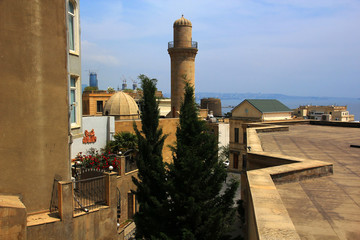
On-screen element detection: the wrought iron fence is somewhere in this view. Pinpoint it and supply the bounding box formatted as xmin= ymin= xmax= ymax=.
xmin=73 ymin=176 xmax=106 ymax=214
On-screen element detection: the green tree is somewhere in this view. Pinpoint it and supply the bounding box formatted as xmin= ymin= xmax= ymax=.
xmin=167 ymin=82 xmax=238 ymax=240
xmin=104 ymin=131 xmax=138 ymax=154
xmin=132 ymin=74 xmax=169 ymax=239
xmin=84 ymin=86 xmax=98 ymax=91
xmin=107 ymin=87 xmax=115 ymax=93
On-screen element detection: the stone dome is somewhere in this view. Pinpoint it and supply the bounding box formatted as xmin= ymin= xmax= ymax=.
xmin=173 ymin=15 xmax=192 ymax=27
xmin=103 ymin=92 xmax=140 ymax=120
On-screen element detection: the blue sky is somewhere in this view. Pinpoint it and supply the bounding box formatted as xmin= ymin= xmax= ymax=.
xmin=80 ymin=0 xmax=360 ymax=98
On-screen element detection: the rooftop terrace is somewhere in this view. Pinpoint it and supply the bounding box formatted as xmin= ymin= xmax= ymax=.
xmin=257 ymin=125 xmax=360 ymax=239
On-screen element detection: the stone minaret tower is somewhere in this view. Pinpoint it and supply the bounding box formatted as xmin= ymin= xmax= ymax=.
xmin=168 ymin=15 xmax=198 ymax=117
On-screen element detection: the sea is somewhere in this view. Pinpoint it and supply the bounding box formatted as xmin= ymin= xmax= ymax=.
xmin=220 ymin=98 xmax=360 ymax=121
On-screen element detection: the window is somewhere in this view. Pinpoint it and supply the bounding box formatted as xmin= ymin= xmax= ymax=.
xmin=97 ymin=101 xmax=103 ymax=113
xmin=68 ymin=1 xmax=78 ymax=53
xmin=234 ymin=128 xmax=239 ymax=143
xmin=127 ymin=192 xmax=138 ymax=219
xmin=68 ymin=2 xmax=75 ymax=51
xmin=233 ymin=153 xmax=239 ymax=169
xmin=70 ymin=75 xmax=80 ymax=127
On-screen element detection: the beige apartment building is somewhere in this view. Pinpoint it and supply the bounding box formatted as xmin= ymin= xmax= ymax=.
xmin=82 ymin=90 xmax=168 ymax=116
xmin=229 ymin=99 xmax=293 ymax=172
xmin=294 ymin=105 xmax=355 ymax=122
xmin=0 ymin=1 xmax=139 ymax=239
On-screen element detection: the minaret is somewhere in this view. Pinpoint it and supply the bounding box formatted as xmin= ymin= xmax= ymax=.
xmin=168 ymin=15 xmax=198 ymax=117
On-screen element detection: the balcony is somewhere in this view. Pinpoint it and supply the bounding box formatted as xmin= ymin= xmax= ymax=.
xmin=168 ymin=41 xmax=198 ymax=49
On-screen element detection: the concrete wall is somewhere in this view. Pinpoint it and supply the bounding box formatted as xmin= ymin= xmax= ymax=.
xmin=116 ymin=165 xmax=138 ymax=225
xmin=115 ymin=118 xmax=179 ymax=163
xmin=71 ymin=116 xmax=115 ymax=159
xmin=0 ymin=195 xmax=27 ymax=240
xmin=218 ymin=122 xmax=229 ymax=149
xmin=262 ymin=112 xmax=292 ymax=121
xmin=0 ymin=0 xmax=70 ymax=213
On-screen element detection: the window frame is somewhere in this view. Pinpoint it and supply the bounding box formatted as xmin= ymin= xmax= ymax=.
xmin=96 ymin=101 xmax=104 ymax=113
xmin=70 ymin=75 xmax=81 ymax=128
xmin=234 ymin=127 xmax=239 ymax=143
xmin=68 ymin=0 xmax=79 ymax=55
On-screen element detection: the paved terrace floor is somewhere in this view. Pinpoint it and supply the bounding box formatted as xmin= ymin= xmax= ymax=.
xmin=258 ymin=125 xmax=360 ymax=240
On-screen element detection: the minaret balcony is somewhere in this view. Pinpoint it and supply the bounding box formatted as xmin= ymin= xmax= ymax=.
xmin=168 ymin=41 xmax=198 ymax=49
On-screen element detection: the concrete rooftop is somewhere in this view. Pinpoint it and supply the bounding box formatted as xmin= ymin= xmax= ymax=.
xmin=258 ymin=125 xmax=360 ymax=240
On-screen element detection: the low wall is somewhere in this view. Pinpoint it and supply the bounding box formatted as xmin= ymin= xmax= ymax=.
xmin=27 ymin=172 xmax=119 ymax=240
xmin=310 ymin=120 xmax=360 ymax=128
xmin=0 ymin=195 xmax=27 ymax=240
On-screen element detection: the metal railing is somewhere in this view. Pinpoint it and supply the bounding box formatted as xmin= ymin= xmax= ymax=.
xmin=168 ymin=41 xmax=198 ymax=49
xmin=73 ymin=176 xmax=106 ymax=214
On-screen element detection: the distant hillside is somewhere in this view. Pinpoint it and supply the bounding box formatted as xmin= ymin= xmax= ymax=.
xmin=164 ymin=92 xmax=357 ymax=102
xmin=194 ymin=92 xmax=357 ymax=102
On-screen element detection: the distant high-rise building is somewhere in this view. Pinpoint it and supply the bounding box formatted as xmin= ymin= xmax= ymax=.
xmin=89 ymin=72 xmax=98 ymax=88
xmin=122 ymin=79 xmax=127 ymax=90
xmin=132 ymin=80 xmax=138 ymax=90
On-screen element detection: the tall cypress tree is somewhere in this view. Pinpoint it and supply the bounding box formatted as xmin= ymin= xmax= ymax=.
xmin=132 ymin=74 xmax=169 ymax=240
xmin=168 ymin=82 xmax=238 ymax=240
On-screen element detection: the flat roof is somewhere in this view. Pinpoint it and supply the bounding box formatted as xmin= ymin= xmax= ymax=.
xmin=258 ymin=125 xmax=360 ymax=239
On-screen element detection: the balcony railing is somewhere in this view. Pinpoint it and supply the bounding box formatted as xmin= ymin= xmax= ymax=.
xmin=168 ymin=41 xmax=198 ymax=49
xmin=73 ymin=176 xmax=106 ymax=214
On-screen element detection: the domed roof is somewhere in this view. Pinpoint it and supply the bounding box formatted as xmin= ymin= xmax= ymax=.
xmin=173 ymin=15 xmax=192 ymax=27
xmin=103 ymin=92 xmax=139 ymax=119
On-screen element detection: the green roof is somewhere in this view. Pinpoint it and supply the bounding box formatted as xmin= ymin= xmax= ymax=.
xmin=245 ymin=99 xmax=291 ymax=113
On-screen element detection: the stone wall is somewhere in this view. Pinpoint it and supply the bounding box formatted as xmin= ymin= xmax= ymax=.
xmin=115 ymin=118 xmax=179 ymax=163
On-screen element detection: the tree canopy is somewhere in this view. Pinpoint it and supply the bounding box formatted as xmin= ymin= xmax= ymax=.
xmin=167 ymin=82 xmax=238 ymax=240
xmin=132 ymin=74 xmax=169 ymax=239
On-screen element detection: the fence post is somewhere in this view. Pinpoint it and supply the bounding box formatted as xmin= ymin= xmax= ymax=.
xmin=58 ymin=181 xmax=73 ymax=221
xmin=104 ymin=172 xmax=118 ymax=207
xmin=120 ymin=155 xmax=125 ymax=176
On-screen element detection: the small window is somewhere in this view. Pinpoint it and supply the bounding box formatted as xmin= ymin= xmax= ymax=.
xmin=97 ymin=101 xmax=103 ymax=113
xmin=70 ymin=75 xmax=80 ymax=128
xmin=70 ymin=76 xmax=77 ymax=124
xmin=234 ymin=128 xmax=239 ymax=143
